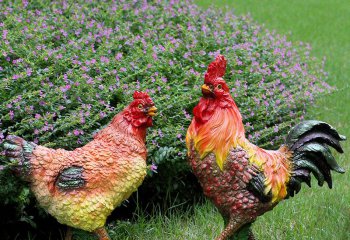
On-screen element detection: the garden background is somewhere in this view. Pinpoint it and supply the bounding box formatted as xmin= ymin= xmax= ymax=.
xmin=0 ymin=0 xmax=349 ymax=239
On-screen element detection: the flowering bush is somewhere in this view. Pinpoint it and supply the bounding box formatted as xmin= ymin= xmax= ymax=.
xmin=0 ymin=0 xmax=330 ymax=229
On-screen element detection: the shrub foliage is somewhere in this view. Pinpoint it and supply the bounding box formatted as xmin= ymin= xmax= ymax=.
xmin=0 ymin=0 xmax=330 ymax=229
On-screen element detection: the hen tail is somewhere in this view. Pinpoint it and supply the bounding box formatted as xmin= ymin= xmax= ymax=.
xmin=285 ymin=120 xmax=346 ymax=197
xmin=3 ymin=135 xmax=36 ymax=181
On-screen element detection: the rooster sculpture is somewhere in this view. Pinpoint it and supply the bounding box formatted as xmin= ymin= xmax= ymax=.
xmin=3 ymin=91 xmax=157 ymax=240
xmin=186 ymin=55 xmax=346 ymax=240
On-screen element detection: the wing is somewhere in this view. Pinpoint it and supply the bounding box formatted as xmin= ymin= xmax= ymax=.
xmin=55 ymin=166 xmax=86 ymax=191
xmin=246 ymin=167 xmax=273 ymax=203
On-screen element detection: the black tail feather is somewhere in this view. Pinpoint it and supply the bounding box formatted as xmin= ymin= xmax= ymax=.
xmin=291 ymin=132 xmax=344 ymax=153
xmin=285 ymin=121 xmax=345 ymax=197
xmin=293 ymin=155 xmax=324 ymax=186
xmin=286 ymin=120 xmax=346 ymax=145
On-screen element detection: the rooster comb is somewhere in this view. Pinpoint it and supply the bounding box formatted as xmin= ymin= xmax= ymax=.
xmin=133 ymin=91 xmax=150 ymax=100
xmin=204 ymin=54 xmax=227 ymax=84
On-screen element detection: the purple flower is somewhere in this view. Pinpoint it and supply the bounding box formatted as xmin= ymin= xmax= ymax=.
xmin=9 ymin=110 xmax=14 ymax=120
xmin=149 ymin=163 xmax=158 ymax=173
xmin=115 ymin=53 xmax=123 ymax=60
xmin=152 ymin=52 xmax=158 ymax=60
xmin=12 ymin=74 xmax=21 ymax=80
xmin=73 ymin=129 xmax=80 ymax=136
xmin=26 ymin=68 xmax=32 ymax=76
xmin=183 ymin=52 xmax=191 ymax=59
xmin=81 ymin=66 xmax=89 ymax=72
xmin=99 ymin=112 xmax=106 ymax=119
xmin=2 ymin=29 xmax=8 ymax=39
xmin=183 ymin=110 xmax=191 ymax=119
xmin=100 ymin=56 xmax=110 ymax=63
xmin=60 ymin=85 xmax=71 ymax=92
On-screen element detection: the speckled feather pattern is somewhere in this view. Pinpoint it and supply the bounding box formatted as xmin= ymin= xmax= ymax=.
xmin=30 ymin=127 xmax=147 ymax=231
xmin=4 ymin=92 xmax=156 ymax=237
xmin=186 ymin=55 xmax=345 ymax=239
xmin=187 ymin=105 xmax=292 ymax=203
xmin=188 ymin=142 xmax=275 ymax=223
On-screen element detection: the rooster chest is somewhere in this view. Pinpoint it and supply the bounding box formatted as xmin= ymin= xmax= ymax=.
xmin=189 ymin=146 xmax=264 ymax=218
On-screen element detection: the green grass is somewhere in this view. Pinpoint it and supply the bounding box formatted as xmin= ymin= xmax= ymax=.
xmin=72 ymin=202 xmax=222 ymax=240
xmin=73 ymin=1 xmax=349 ymax=239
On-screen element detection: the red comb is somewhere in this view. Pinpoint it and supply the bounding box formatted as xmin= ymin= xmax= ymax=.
xmin=133 ymin=91 xmax=150 ymax=100
xmin=204 ymin=55 xmax=227 ymax=83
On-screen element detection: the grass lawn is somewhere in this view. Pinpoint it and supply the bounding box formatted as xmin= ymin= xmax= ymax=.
xmin=75 ymin=1 xmax=350 ymax=239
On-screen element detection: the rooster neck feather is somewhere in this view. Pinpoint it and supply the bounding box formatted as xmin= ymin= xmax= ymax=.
xmin=95 ymin=110 xmax=147 ymax=144
xmin=187 ymin=97 xmax=245 ymax=170
xmin=193 ymin=96 xmax=238 ymax=123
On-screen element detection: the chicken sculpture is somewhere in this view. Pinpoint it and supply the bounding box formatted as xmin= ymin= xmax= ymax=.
xmin=3 ymin=91 xmax=157 ymax=240
xmin=186 ymin=55 xmax=346 ymax=240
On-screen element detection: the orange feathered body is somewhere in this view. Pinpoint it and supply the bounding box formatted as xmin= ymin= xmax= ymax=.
xmin=4 ymin=91 xmax=156 ymax=234
xmin=29 ymin=113 xmax=148 ymax=231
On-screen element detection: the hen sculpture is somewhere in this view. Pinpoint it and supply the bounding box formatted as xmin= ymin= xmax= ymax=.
xmin=186 ymin=55 xmax=346 ymax=240
xmin=3 ymin=91 xmax=157 ymax=240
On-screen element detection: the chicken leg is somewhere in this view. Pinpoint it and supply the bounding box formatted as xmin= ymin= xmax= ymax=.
xmin=94 ymin=227 xmax=111 ymax=240
xmin=216 ymin=218 xmax=244 ymax=240
xmin=64 ymin=227 xmax=72 ymax=240
xmin=217 ymin=218 xmax=255 ymax=240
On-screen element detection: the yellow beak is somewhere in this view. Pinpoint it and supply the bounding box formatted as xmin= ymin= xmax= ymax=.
xmin=201 ymin=84 xmax=213 ymax=95
xmin=148 ymin=106 xmax=157 ymax=116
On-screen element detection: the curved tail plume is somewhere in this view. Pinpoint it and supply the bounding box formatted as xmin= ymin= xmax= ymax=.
xmin=285 ymin=120 xmax=346 ymax=197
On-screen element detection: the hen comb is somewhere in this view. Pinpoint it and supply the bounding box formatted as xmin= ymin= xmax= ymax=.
xmin=204 ymin=55 xmax=227 ymax=84
xmin=133 ymin=91 xmax=150 ymax=100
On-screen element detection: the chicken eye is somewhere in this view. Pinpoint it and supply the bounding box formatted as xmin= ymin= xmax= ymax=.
xmin=138 ymin=104 xmax=143 ymax=109
xmin=216 ymin=84 xmax=222 ymax=90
